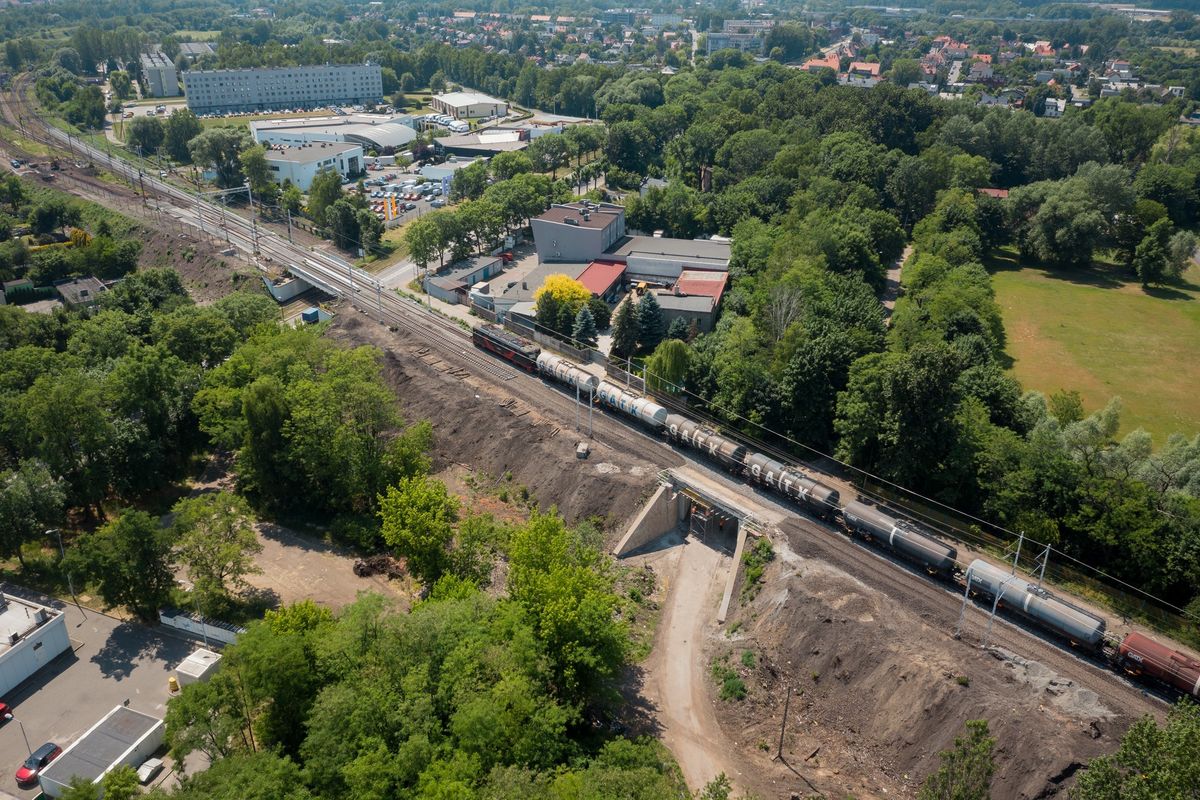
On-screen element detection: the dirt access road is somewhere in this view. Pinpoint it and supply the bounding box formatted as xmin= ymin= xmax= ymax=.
xmin=639 ymin=534 xmax=746 ymax=793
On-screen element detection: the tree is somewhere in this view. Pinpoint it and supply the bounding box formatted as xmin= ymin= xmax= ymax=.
xmin=1072 ymin=700 xmax=1200 ymax=800
xmin=490 ymin=151 xmax=533 ymax=181
xmin=57 ymin=779 xmax=99 ymax=800
xmin=0 ymin=174 xmax=27 ymax=214
xmin=611 ymin=300 xmax=640 ymax=358
xmin=1133 ymin=218 xmax=1172 ymax=287
xmin=239 ymin=145 xmax=272 ymax=195
xmin=100 ymin=766 xmax=140 ymax=800
xmin=1166 ymin=230 xmax=1197 ymax=281
xmin=172 ymin=491 xmax=263 ymax=609
xmin=527 ymin=133 xmax=570 ymax=177
xmin=306 ymin=169 xmax=343 ymax=222
xmin=189 ymin=129 xmax=250 ymax=189
xmin=645 ymin=339 xmax=691 ymax=394
xmin=534 ymin=274 xmax=591 ymax=317
xmin=405 ymin=214 xmax=448 ymax=270
xmin=378 ymin=475 xmax=459 ymax=585
xmin=667 ymin=316 xmax=690 ymax=341
xmin=637 ymin=292 xmax=665 ymax=352
xmin=164 ymin=109 xmax=202 ymax=163
xmin=357 ymin=208 xmax=383 ymax=253
xmin=326 ymin=199 xmax=360 ymax=251
xmin=605 ymin=121 xmax=655 ymax=175
xmin=587 ymin=296 xmax=611 ymax=330
xmin=0 ymin=460 xmax=65 ymax=567
xmin=72 ymin=509 xmax=175 ymax=621
xmin=126 ymin=116 xmax=164 ymax=157
xmin=66 ymin=86 xmax=106 ymax=130
xmin=280 ymin=184 xmax=303 ymax=216
xmin=108 ymin=70 xmax=132 ymax=100
xmin=918 ymin=719 xmax=995 ymax=800
xmin=572 ymin=306 xmax=598 ymax=347
xmin=450 ymin=161 xmax=490 ymax=202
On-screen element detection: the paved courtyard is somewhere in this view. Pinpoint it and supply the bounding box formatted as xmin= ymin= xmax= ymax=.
xmin=0 ymin=586 xmax=195 ymax=796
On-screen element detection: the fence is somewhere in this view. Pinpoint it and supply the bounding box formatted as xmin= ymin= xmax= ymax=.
xmin=504 ymin=317 xmax=594 ymax=363
xmin=468 ymin=301 xmax=497 ymax=322
xmin=159 ymin=608 xmax=245 ymax=646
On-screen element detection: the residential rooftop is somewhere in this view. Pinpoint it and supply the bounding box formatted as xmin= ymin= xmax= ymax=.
xmin=0 ymin=594 xmax=61 ymax=653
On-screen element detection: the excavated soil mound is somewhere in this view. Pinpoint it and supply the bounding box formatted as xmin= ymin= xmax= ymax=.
xmin=328 ymin=314 xmax=661 ymax=530
xmin=716 ymin=542 xmax=1127 ymax=799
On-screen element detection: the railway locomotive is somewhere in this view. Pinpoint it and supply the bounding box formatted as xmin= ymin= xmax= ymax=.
xmin=474 ymin=324 xmax=1200 ymax=700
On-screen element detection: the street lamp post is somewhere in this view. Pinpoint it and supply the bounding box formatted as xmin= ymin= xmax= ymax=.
xmin=5 ymin=714 xmax=31 ymax=757
xmin=48 ymin=529 xmax=84 ymax=619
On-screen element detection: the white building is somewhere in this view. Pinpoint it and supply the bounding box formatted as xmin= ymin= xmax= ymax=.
xmin=264 ymin=142 xmax=364 ymax=190
xmin=174 ymin=648 xmax=221 ymax=686
xmin=38 ymin=706 xmax=165 ymax=798
xmin=430 ymin=91 xmax=509 ymax=120
xmin=139 ymin=52 xmax=179 ymax=98
xmin=182 ymin=63 xmax=383 ymax=114
xmin=251 ymin=112 xmax=416 ymax=152
xmin=0 ymin=593 xmax=70 ymax=697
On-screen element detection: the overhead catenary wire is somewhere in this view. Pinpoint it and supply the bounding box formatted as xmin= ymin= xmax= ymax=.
xmin=512 ymin=292 xmax=1198 ymax=622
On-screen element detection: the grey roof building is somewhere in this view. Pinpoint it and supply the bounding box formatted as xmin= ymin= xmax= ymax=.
xmin=530 ymin=202 xmax=626 ymax=263
xmin=139 ymin=52 xmax=180 ymax=98
xmin=182 ymin=63 xmax=383 ymax=114
xmin=55 ymin=277 xmax=106 ymax=310
xmin=37 ymin=706 xmax=164 ymax=798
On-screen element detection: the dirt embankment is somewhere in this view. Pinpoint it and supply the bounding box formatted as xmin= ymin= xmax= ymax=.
xmin=713 ymin=539 xmax=1129 ymax=800
xmin=327 ymin=314 xmax=660 ymax=532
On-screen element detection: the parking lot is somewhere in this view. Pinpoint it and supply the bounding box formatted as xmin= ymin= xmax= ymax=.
xmin=0 ymin=588 xmax=193 ymax=796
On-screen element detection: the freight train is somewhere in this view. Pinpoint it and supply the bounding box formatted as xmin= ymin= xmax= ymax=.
xmin=473 ymin=324 xmax=1200 ymax=700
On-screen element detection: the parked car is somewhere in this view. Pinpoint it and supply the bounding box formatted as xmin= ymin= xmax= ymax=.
xmin=405 ymin=202 xmax=417 ymax=210
xmin=16 ymin=742 xmax=62 ymax=787
xmin=137 ymin=757 xmax=164 ymax=785
xmin=430 ymin=199 xmax=446 ymax=208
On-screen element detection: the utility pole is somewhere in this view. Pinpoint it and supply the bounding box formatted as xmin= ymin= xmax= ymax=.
xmin=285 ymin=208 xmax=294 ymax=242
xmin=773 ymin=684 xmax=792 ymax=762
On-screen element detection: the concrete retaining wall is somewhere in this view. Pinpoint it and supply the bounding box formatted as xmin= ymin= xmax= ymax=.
xmin=613 ymin=483 xmax=690 ymax=557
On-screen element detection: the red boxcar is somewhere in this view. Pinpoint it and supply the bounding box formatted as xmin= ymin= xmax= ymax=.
xmin=1119 ymin=631 xmax=1200 ymax=697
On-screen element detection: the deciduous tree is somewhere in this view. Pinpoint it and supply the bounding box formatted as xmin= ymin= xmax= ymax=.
xmin=379 ymin=475 xmax=459 ymax=585
xmin=172 ymin=491 xmax=262 ymax=608
xmin=71 ymin=509 xmax=175 ymax=621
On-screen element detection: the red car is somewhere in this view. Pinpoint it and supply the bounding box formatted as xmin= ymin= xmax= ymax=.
xmin=15 ymin=742 xmax=61 ymax=787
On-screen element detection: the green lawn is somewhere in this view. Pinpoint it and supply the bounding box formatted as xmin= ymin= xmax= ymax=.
xmin=989 ymin=248 xmax=1200 ymax=444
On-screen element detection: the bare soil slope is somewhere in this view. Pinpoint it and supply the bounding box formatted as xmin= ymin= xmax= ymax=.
xmin=716 ymin=538 xmax=1131 ymax=799
xmin=328 ymin=314 xmax=660 ymax=531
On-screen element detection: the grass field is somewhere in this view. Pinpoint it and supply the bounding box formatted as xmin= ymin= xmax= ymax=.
xmin=989 ymin=247 xmax=1200 ymax=444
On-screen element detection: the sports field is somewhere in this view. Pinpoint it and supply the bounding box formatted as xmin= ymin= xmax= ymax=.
xmin=989 ymin=248 xmax=1200 ymax=444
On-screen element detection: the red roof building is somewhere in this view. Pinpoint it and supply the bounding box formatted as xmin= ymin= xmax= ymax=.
xmin=800 ymin=52 xmax=840 ymax=73
xmin=848 ymin=61 xmax=881 ymax=78
xmin=577 ymin=260 xmax=626 ymax=301
xmin=673 ymin=269 xmax=728 ymax=304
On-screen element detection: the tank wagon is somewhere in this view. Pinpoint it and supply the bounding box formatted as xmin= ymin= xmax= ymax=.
xmin=965 ymin=559 xmax=1107 ymax=649
xmin=841 ymin=501 xmax=958 ymax=575
xmin=1118 ymin=631 xmax=1200 ymax=697
xmin=596 ymin=381 xmax=669 ymax=428
xmin=744 ymin=452 xmax=840 ymax=516
xmin=536 ymin=352 xmax=599 ymax=393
